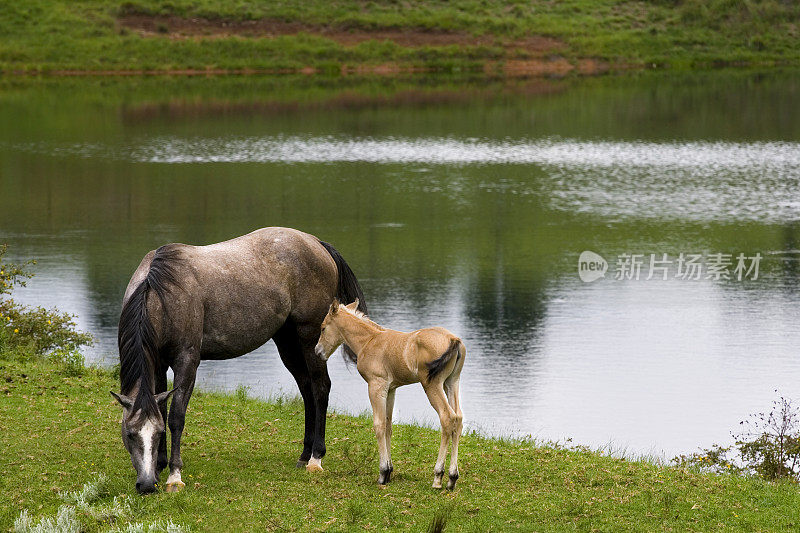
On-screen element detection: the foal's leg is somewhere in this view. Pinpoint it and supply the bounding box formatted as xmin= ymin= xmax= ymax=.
xmin=423 ymin=383 xmax=455 ymax=489
xmin=368 ymin=379 xmax=392 ymax=484
xmin=384 ymin=388 xmax=396 ymax=482
xmin=165 ymin=350 xmax=200 ymax=493
xmin=444 ymin=375 xmax=463 ymax=490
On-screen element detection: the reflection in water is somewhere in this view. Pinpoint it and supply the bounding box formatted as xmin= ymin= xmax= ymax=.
xmin=3 ymin=71 xmax=800 ymax=457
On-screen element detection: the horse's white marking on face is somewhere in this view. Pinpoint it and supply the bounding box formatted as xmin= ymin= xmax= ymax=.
xmin=140 ymin=419 xmax=158 ymax=477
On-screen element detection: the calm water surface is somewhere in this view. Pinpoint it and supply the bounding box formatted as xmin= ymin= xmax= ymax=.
xmin=2 ymin=71 xmax=800 ymax=458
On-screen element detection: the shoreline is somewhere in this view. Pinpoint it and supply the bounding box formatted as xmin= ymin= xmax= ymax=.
xmin=3 ymin=59 xmax=797 ymax=79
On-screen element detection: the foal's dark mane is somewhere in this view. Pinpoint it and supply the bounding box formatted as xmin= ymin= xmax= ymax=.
xmin=118 ymin=245 xmax=180 ymax=416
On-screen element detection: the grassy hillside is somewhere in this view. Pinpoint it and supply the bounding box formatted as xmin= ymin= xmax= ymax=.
xmin=3 ymin=357 xmax=800 ymax=531
xmin=1 ymin=0 xmax=799 ymax=75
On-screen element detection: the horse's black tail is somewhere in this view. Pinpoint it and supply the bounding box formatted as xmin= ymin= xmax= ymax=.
xmin=427 ymin=338 xmax=463 ymax=381
xmin=118 ymin=246 xmax=179 ymax=412
xmin=319 ymin=240 xmax=367 ymax=364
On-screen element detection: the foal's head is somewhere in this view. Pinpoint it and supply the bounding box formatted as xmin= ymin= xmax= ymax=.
xmin=315 ymin=298 xmax=360 ymax=361
xmin=111 ymin=386 xmax=173 ymax=494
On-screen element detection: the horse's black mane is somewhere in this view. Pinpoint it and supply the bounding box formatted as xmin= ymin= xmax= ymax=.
xmin=118 ymin=245 xmax=180 ymax=416
xmin=319 ymin=240 xmax=367 ymax=364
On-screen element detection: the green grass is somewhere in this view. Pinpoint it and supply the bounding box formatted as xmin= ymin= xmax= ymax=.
xmin=3 ymin=357 xmax=800 ymax=531
xmin=0 ymin=0 xmax=799 ymax=74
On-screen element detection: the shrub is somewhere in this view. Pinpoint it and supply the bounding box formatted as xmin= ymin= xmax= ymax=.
xmin=0 ymin=244 xmax=93 ymax=363
xmin=15 ymin=474 xmax=190 ymax=533
xmin=674 ymin=393 xmax=800 ymax=481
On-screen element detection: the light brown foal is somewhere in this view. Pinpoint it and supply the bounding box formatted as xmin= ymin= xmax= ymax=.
xmin=314 ymin=299 xmax=465 ymax=489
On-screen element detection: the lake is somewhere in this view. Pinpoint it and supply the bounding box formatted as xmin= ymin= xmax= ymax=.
xmin=2 ymin=70 xmax=800 ymax=459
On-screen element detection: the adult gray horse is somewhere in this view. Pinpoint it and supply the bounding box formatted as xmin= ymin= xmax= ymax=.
xmin=109 ymin=227 xmax=366 ymax=494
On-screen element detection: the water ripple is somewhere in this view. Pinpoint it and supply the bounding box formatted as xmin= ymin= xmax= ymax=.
xmin=124 ymin=136 xmax=800 ymax=169
xmin=11 ymin=136 xmax=800 ymax=223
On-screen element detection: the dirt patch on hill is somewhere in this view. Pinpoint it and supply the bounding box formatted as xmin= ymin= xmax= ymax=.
xmin=118 ymin=14 xmax=565 ymax=54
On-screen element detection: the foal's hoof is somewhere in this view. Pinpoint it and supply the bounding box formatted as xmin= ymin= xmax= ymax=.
xmin=378 ymin=467 xmax=392 ymax=485
xmin=447 ymin=474 xmax=459 ymax=490
xmin=432 ymin=480 xmax=443 ymax=489
xmin=306 ymin=457 xmax=323 ymax=472
xmin=165 ymin=481 xmax=185 ymax=493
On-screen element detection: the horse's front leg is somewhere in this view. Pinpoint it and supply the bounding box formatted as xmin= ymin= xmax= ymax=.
xmin=299 ymin=323 xmax=331 ymax=472
xmin=367 ymin=379 xmax=391 ymax=485
xmin=273 ymin=322 xmax=318 ymax=468
xmin=165 ymin=352 xmax=200 ymax=493
xmin=155 ymin=360 xmax=169 ymax=477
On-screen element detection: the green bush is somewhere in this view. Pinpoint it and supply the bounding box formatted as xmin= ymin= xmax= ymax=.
xmin=674 ymin=394 xmax=800 ymax=481
xmin=0 ymin=244 xmax=93 ymax=366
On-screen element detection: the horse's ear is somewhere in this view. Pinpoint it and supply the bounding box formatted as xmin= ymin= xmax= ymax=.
xmin=110 ymin=391 xmax=133 ymax=409
xmin=330 ymin=299 xmax=340 ymax=313
xmin=155 ymin=388 xmax=175 ymax=406
xmin=346 ymin=299 xmax=359 ymax=311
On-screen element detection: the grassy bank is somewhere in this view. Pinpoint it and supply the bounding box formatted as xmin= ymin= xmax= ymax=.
xmin=1 ymin=1 xmax=799 ymax=75
xmin=3 ymin=358 xmax=800 ymax=532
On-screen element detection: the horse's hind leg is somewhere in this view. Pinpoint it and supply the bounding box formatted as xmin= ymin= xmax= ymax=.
xmin=423 ymin=383 xmax=455 ymax=489
xmin=273 ymin=323 xmax=316 ymax=468
xmin=165 ymin=348 xmax=200 ymax=493
xmin=444 ymin=375 xmax=463 ymax=490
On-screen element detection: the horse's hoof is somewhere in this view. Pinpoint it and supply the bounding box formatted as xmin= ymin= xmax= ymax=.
xmin=432 ymin=481 xmax=443 ymax=489
xmin=296 ymin=460 xmax=309 ymax=468
xmin=306 ymin=457 xmax=323 ymax=472
xmin=165 ymin=481 xmax=185 ymax=493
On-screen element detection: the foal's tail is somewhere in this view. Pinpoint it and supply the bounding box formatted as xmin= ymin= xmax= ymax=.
xmin=318 ymin=240 xmax=368 ymax=364
xmin=427 ymin=337 xmax=465 ymax=381
xmin=118 ymin=246 xmax=179 ymax=402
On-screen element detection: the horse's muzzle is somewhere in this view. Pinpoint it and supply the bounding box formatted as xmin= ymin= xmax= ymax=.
xmin=136 ymin=479 xmax=158 ymax=494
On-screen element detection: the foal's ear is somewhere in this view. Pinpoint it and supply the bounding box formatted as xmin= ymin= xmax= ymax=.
xmin=155 ymin=388 xmax=175 ymax=407
xmin=330 ymin=299 xmax=340 ymax=313
xmin=110 ymin=391 xmax=133 ymax=409
xmin=346 ymin=299 xmax=359 ymax=311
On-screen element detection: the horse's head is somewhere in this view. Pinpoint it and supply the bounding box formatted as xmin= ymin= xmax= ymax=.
xmin=315 ymin=298 xmax=359 ymax=361
xmin=110 ymin=388 xmax=173 ymax=494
